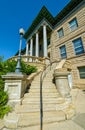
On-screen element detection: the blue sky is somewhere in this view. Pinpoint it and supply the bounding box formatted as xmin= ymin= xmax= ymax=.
xmin=0 ymin=0 xmax=70 ymax=60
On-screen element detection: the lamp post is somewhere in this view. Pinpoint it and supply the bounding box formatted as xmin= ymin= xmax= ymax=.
xmin=15 ymin=28 xmax=25 ymax=73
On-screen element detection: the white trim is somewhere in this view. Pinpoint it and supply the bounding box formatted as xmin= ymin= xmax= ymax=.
xmin=27 ymin=18 xmax=53 ymax=42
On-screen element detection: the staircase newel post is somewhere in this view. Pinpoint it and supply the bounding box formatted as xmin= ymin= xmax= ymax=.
xmin=54 ymin=70 xmax=72 ymax=103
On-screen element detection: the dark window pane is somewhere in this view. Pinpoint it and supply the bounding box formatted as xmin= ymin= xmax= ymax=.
xmin=73 ymin=38 xmax=84 ymax=55
xmin=60 ymin=45 xmax=67 ymax=59
xmin=69 ymin=18 xmax=78 ymax=31
xmin=58 ymin=28 xmax=64 ymax=38
xmin=78 ymin=66 xmax=85 ymax=79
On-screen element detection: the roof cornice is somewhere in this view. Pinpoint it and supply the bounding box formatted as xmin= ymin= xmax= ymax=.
xmin=54 ymin=0 xmax=84 ymax=24
xmin=26 ymin=18 xmax=53 ymax=42
xmin=24 ymin=6 xmax=55 ymax=39
xmin=24 ymin=0 xmax=84 ymax=40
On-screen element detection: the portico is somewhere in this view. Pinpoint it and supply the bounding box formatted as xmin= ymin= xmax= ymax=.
xmin=25 ymin=23 xmax=52 ymax=59
xmin=24 ymin=6 xmax=55 ymax=60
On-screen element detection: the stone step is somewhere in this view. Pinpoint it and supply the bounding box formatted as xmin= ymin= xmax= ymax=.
xmin=30 ymin=86 xmax=56 ymax=89
xmin=43 ymin=78 xmax=53 ymax=81
xmin=33 ymin=77 xmax=40 ymax=80
xmin=15 ymin=100 xmax=66 ymax=113
xmin=22 ymin=97 xmax=63 ymax=102
xmin=24 ymin=93 xmax=60 ymax=98
xmin=16 ymin=104 xmax=57 ymax=112
xmin=22 ymin=102 xmax=65 ymax=107
xmin=24 ymin=92 xmax=60 ymax=97
xmin=31 ymin=81 xmax=40 ymax=86
xmin=22 ymin=99 xmax=63 ymax=104
xmin=31 ymin=82 xmax=55 ymax=86
xmin=29 ymin=86 xmax=57 ymax=92
xmin=31 ymin=82 xmax=53 ymax=85
xmin=15 ymin=106 xmax=57 ymax=113
xmin=18 ymin=111 xmax=65 ymax=127
xmin=43 ymin=83 xmax=54 ymax=86
xmin=31 ymin=84 xmax=55 ymax=88
xmin=29 ymin=89 xmax=57 ymax=93
xmin=22 ymin=98 xmax=64 ymax=105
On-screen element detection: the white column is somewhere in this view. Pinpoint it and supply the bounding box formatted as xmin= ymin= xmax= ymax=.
xmin=29 ymin=38 xmax=33 ymax=62
xmin=43 ymin=24 xmax=48 ymax=57
xmin=30 ymin=38 xmax=33 ymax=56
xmin=25 ymin=42 xmax=29 ymax=62
xmin=35 ymin=32 xmax=39 ymax=57
xmin=26 ymin=42 xmax=29 ymax=56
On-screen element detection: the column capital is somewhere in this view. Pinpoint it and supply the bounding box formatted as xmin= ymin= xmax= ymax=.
xmin=26 ymin=41 xmax=29 ymax=44
xmin=42 ymin=21 xmax=48 ymax=26
xmin=35 ymin=30 xmax=39 ymax=35
xmin=30 ymin=37 xmax=33 ymax=40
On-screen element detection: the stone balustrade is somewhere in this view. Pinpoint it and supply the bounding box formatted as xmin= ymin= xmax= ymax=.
xmin=9 ymin=55 xmax=50 ymax=65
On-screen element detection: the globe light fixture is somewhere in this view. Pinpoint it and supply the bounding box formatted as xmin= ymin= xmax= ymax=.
xmin=15 ymin=28 xmax=25 ymax=73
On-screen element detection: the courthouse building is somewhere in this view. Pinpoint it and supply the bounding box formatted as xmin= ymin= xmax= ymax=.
xmin=21 ymin=0 xmax=85 ymax=88
xmin=2 ymin=1 xmax=85 ymax=128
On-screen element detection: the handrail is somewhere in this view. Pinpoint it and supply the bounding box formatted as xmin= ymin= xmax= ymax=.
xmin=40 ymin=63 xmax=51 ymax=130
xmin=40 ymin=71 xmax=43 ymax=130
xmin=39 ymin=59 xmax=60 ymax=130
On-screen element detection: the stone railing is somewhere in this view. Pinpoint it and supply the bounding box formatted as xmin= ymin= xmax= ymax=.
xmin=9 ymin=55 xmax=50 ymax=65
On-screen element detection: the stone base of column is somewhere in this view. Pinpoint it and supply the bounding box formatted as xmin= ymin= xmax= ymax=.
xmin=2 ymin=73 xmax=27 ymax=107
xmin=54 ymin=70 xmax=75 ymax=119
xmin=54 ymin=71 xmax=71 ymax=99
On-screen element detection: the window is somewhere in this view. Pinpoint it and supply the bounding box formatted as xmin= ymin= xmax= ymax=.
xmin=58 ymin=28 xmax=64 ymax=38
xmin=60 ymin=45 xmax=67 ymax=59
xmin=69 ymin=18 xmax=78 ymax=31
xmin=73 ymin=38 xmax=84 ymax=55
xmin=78 ymin=66 xmax=85 ymax=79
xmin=47 ymin=38 xmax=50 ymax=46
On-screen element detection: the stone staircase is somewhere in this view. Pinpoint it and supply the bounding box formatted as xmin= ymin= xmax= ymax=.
xmin=10 ymin=67 xmax=72 ymax=129
xmin=3 ymin=61 xmax=75 ymax=129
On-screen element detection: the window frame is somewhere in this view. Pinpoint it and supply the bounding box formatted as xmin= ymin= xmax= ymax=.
xmin=72 ymin=37 xmax=84 ymax=55
xmin=60 ymin=45 xmax=67 ymax=59
xmin=57 ymin=28 xmax=64 ymax=38
xmin=78 ymin=66 xmax=85 ymax=79
xmin=69 ymin=18 xmax=78 ymax=31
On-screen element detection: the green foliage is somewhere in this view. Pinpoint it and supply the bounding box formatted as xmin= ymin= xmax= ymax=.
xmin=0 ymin=91 xmax=8 ymax=107
xmin=0 ymin=56 xmax=37 ymax=118
xmin=3 ymin=60 xmax=17 ymax=73
xmin=21 ymin=61 xmax=37 ymax=75
xmin=0 ymin=91 xmax=11 ymax=119
xmin=0 ymin=106 xmax=12 ymax=119
xmin=0 ymin=79 xmax=4 ymax=91
xmin=0 ymin=59 xmax=37 ymax=90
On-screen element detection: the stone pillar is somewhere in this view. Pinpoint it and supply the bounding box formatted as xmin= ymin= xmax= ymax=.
xmin=54 ymin=70 xmax=72 ymax=103
xmin=43 ymin=24 xmax=48 ymax=57
xmin=2 ymin=73 xmax=27 ymax=106
xmin=35 ymin=32 xmax=39 ymax=57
